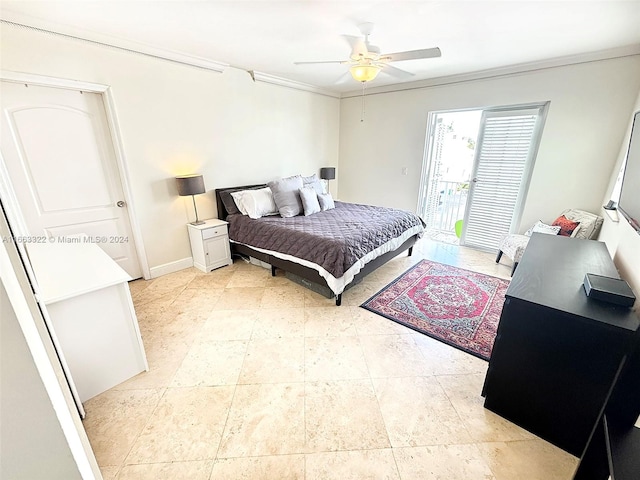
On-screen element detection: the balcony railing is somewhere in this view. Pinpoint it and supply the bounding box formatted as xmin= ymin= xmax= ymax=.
xmin=424 ymin=180 xmax=469 ymax=233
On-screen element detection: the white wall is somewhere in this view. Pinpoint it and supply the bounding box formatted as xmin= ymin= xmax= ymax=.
xmin=0 ymin=281 xmax=83 ymax=480
xmin=338 ymin=56 xmax=640 ymax=233
xmin=599 ymin=88 xmax=640 ymax=304
xmin=0 ymin=24 xmax=340 ymax=275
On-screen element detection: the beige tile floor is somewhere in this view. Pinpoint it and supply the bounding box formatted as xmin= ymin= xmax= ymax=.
xmin=84 ymin=239 xmax=579 ymax=480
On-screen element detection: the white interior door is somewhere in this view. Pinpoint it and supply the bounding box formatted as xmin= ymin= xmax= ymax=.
xmin=0 ymin=81 xmax=141 ymax=278
xmin=461 ymin=105 xmax=547 ymax=251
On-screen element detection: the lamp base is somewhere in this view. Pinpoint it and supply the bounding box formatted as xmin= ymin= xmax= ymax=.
xmin=190 ymin=220 xmax=205 ymax=226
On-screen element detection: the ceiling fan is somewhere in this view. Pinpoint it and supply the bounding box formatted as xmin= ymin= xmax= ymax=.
xmin=294 ymin=22 xmax=441 ymax=84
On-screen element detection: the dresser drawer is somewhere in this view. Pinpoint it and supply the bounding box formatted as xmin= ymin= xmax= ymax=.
xmin=202 ymin=226 xmax=226 ymax=240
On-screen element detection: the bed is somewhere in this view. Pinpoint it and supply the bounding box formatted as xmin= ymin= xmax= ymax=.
xmin=215 ymin=184 xmax=424 ymax=306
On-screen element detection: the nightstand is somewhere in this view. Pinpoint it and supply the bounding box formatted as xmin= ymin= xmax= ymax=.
xmin=187 ymin=219 xmax=232 ymax=272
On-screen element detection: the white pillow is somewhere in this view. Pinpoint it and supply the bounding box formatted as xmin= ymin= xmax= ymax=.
xmin=299 ymin=186 xmax=321 ymax=216
xmin=318 ymin=192 xmax=335 ymax=211
xmin=525 ymin=220 xmax=561 ymax=236
xmin=230 ymin=191 xmax=249 ymax=215
xmin=236 ymin=187 xmax=278 ymax=219
xmin=570 ymin=224 xmax=582 ymax=238
xmin=302 ymin=174 xmax=324 ymax=195
xmin=561 ymin=209 xmax=601 ymax=240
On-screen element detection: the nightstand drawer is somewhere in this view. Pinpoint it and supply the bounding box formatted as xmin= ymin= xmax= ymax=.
xmin=202 ymin=227 xmax=226 ymax=240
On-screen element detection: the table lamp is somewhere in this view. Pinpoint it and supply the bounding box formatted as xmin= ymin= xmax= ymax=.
xmin=320 ymin=167 xmax=336 ymax=193
xmin=176 ymin=174 xmax=206 ymax=225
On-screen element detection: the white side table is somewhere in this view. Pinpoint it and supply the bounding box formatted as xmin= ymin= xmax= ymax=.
xmin=187 ymin=219 xmax=232 ymax=272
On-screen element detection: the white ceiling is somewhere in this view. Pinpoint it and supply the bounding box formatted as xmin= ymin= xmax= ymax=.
xmin=2 ymin=1 xmax=640 ymax=94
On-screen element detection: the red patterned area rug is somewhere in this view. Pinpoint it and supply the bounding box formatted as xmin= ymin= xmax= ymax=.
xmin=361 ymin=260 xmax=509 ymax=361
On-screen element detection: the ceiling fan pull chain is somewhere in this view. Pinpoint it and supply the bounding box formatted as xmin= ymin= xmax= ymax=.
xmin=361 ymin=81 xmax=366 ymax=122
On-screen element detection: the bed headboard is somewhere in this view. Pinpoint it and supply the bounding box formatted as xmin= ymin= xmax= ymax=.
xmin=215 ymin=184 xmax=266 ymax=220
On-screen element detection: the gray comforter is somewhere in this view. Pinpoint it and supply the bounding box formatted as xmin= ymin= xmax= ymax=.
xmin=227 ymin=201 xmax=424 ymax=278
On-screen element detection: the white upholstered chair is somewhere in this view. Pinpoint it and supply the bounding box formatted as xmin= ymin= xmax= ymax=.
xmin=496 ymin=209 xmax=604 ymax=276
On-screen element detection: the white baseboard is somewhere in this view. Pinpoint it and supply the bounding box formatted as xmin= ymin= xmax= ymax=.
xmin=149 ymin=257 xmax=193 ymax=279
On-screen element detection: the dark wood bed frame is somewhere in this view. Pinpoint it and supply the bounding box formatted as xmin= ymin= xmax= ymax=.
xmin=215 ymin=185 xmax=419 ymax=306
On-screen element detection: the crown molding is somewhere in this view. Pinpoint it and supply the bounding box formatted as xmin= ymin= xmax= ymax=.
xmin=249 ymin=71 xmax=340 ymax=98
xmin=4 ymin=10 xmax=637 ymax=101
xmin=340 ymin=44 xmax=640 ymax=98
xmin=1 ymin=70 xmax=110 ymax=92
xmin=0 ymin=15 xmax=228 ymax=73
xmin=0 ymin=14 xmax=339 ymax=97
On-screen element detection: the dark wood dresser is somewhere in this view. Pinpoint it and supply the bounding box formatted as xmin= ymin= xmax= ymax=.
xmin=482 ymin=233 xmax=639 ymax=458
xmin=573 ymin=342 xmax=640 ymax=479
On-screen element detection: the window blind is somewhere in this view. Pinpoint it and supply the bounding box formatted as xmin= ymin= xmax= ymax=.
xmin=462 ymin=109 xmax=541 ymax=251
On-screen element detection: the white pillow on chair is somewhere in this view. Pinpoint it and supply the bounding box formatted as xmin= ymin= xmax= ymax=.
xmin=561 ymin=209 xmax=603 ymax=240
xmin=525 ymin=221 xmax=561 ymax=236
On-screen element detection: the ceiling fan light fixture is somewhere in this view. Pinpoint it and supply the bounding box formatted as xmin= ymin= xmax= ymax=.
xmin=349 ymin=63 xmax=381 ymax=82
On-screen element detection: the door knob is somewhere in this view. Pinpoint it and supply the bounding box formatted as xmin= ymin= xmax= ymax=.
xmin=116 ymin=200 xmax=126 ymax=207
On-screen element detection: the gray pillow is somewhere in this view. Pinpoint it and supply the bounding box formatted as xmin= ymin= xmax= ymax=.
xmin=299 ymin=186 xmax=321 ymax=216
xmin=267 ymin=175 xmax=304 ymax=217
xmin=318 ymin=192 xmax=335 ymax=211
xmin=302 ymin=173 xmax=324 ymax=195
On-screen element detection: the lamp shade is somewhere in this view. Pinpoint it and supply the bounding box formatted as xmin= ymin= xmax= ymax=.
xmin=320 ymin=167 xmax=336 ymax=180
xmin=176 ymin=174 xmax=205 ymax=196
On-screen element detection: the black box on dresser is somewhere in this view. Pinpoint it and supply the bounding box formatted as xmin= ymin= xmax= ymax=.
xmin=583 ymin=273 xmax=636 ymax=308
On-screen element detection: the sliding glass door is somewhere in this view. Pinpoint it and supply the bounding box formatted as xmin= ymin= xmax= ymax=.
xmin=419 ymin=103 xmax=548 ymax=250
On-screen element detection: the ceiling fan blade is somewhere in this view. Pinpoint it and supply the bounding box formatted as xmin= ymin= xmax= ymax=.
xmin=383 ymin=47 xmax=441 ymax=62
xmin=294 ymin=60 xmax=347 ymax=65
xmin=334 ymin=71 xmax=353 ymax=85
xmin=342 ymin=34 xmax=367 ymax=57
xmin=381 ymin=63 xmax=415 ymax=80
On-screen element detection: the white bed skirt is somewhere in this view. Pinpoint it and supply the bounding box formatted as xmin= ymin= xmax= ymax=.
xmin=230 ymin=224 xmax=423 ymax=295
